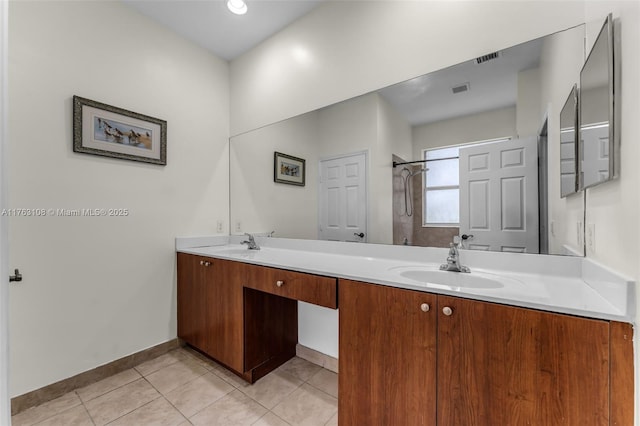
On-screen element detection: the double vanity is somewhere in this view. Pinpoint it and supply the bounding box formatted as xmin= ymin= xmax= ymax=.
xmin=176 ymin=235 xmax=635 ymax=425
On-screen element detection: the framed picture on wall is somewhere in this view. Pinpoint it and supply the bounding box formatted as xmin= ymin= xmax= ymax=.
xmin=72 ymin=95 xmax=167 ymax=165
xmin=274 ymin=151 xmax=305 ymax=186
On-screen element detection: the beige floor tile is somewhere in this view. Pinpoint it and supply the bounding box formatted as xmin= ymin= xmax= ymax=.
xmin=77 ymin=368 xmax=141 ymax=403
xmin=277 ymin=357 xmax=322 ymax=382
xmin=135 ymin=350 xmax=186 ymax=377
xmin=84 ymin=378 xmax=159 ymax=425
xmin=165 ymin=372 xmax=234 ymax=418
xmin=33 ymin=405 xmax=93 ymax=426
xmin=209 ymin=363 xmax=251 ymax=389
xmin=180 ymin=346 xmax=221 ymax=370
xmin=108 ymin=396 xmax=186 ymax=426
xmin=307 ymin=369 xmax=338 ymax=398
xmin=189 ymin=389 xmax=267 ymax=426
xmin=240 ymin=370 xmax=302 ymax=409
xmin=324 ymin=412 xmax=338 ymax=426
xmin=252 ymin=412 xmax=291 ymax=426
xmin=272 ymin=383 xmax=337 ymax=426
xmin=145 ymin=358 xmax=208 ymax=395
xmin=11 ymin=391 xmax=81 ymax=426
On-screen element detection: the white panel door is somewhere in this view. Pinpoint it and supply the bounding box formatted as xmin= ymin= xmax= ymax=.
xmin=319 ymin=152 xmax=367 ymax=242
xmin=581 ymin=124 xmax=610 ymax=188
xmin=459 ymin=137 xmax=539 ymax=253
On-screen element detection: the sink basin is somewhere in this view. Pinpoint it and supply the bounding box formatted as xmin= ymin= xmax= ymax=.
xmin=389 ymin=266 xmax=519 ymax=289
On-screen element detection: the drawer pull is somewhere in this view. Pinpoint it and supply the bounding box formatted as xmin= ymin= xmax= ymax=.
xmin=204 ymin=261 xmax=211 ymax=267
xmin=442 ymin=306 xmax=453 ymax=316
xmin=420 ymin=303 xmax=430 ymax=312
xmin=276 ymin=280 xmax=284 ymax=287
xmin=200 ymin=260 xmax=204 ymax=266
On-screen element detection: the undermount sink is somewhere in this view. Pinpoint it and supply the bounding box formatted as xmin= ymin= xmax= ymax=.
xmin=389 ymin=266 xmax=520 ymax=289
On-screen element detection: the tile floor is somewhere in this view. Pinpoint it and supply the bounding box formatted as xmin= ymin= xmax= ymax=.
xmin=12 ymin=347 xmax=338 ymax=426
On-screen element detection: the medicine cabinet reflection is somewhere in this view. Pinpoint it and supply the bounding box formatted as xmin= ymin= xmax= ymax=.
xmin=560 ymin=85 xmax=578 ymax=197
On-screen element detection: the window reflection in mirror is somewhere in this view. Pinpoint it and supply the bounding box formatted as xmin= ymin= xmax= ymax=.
xmin=579 ymin=14 xmax=614 ymax=189
xmin=560 ymin=85 xmax=578 ymax=197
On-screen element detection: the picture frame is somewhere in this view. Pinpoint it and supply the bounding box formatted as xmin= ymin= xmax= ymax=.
xmin=73 ymin=95 xmax=167 ymax=165
xmin=274 ymin=151 xmax=305 ymax=186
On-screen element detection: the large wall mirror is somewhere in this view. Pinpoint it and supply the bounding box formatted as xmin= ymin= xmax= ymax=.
xmin=579 ymin=14 xmax=616 ymax=189
xmin=230 ymin=24 xmax=587 ymax=256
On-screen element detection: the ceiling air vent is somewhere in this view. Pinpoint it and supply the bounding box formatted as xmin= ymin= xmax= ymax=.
xmin=475 ymin=51 xmax=500 ymax=64
xmin=451 ymin=83 xmax=470 ymax=94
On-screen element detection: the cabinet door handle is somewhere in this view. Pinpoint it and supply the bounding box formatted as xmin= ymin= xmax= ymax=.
xmin=276 ymin=280 xmax=284 ymax=287
xmin=204 ymin=261 xmax=211 ymax=267
xmin=442 ymin=306 xmax=453 ymax=316
xmin=420 ymin=303 xmax=430 ymax=312
xmin=200 ymin=260 xmax=205 ymax=266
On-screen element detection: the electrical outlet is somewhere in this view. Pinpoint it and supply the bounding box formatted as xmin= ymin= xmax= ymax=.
xmin=586 ymin=223 xmax=595 ymax=252
xmin=216 ymin=220 xmax=224 ymax=233
xmin=235 ymin=221 xmax=242 ymax=233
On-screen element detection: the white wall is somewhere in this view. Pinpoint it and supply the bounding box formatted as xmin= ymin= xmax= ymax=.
xmin=230 ymin=1 xmax=585 ymax=136
xmin=230 ymin=111 xmax=319 ymax=239
xmin=376 ymin=94 xmax=412 ymax=244
xmin=581 ymin=3 xmax=639 ymax=279
xmin=536 ymin=24 xmax=586 ymax=255
xmin=230 ymin=92 xmax=408 ymax=245
xmin=8 ymin=1 xmax=229 ymax=397
xmin=516 ymin=67 xmax=541 ymax=137
xmin=412 ymin=106 xmax=517 ymax=157
xmin=582 ymin=3 xmax=640 ymax=422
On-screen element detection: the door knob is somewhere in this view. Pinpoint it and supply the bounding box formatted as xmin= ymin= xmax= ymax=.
xmin=354 ymin=232 xmax=365 ymax=238
xmin=420 ymin=303 xmax=430 ymax=312
xmin=276 ymin=280 xmax=284 ymax=287
xmin=9 ymin=268 xmax=22 ymax=282
xmin=442 ymin=306 xmax=453 ymax=316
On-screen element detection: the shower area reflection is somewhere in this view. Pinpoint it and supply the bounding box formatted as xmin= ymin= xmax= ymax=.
xmin=392 ymin=154 xmax=458 ymax=247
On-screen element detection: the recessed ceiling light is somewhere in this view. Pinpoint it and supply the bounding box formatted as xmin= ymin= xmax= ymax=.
xmin=227 ymin=0 xmax=248 ymax=15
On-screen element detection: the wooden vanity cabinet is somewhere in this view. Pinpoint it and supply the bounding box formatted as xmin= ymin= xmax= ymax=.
xmin=177 ymin=253 xmax=244 ymax=373
xmin=437 ymin=294 xmax=609 ymax=426
xmin=177 ymin=253 xmax=209 ymax=351
xmin=339 ymin=279 xmax=631 ymax=426
xmin=178 ymin=254 xmax=338 ymax=383
xmin=339 ymin=279 xmax=437 ymax=425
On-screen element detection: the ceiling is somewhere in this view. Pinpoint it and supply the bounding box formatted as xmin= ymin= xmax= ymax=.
xmin=378 ymin=37 xmax=543 ymax=126
xmin=123 ymin=0 xmax=544 ymax=126
xmin=122 ymin=0 xmax=324 ymax=61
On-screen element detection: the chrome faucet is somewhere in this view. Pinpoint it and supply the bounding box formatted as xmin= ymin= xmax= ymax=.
xmin=241 ymin=233 xmax=260 ymax=250
xmin=440 ymin=237 xmax=470 ymax=273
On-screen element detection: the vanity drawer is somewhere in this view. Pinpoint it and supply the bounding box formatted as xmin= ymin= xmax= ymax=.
xmin=245 ymin=264 xmax=337 ymax=309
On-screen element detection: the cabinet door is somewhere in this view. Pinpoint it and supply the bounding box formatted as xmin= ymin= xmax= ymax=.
xmin=206 ymin=259 xmax=244 ymax=373
xmin=177 ymin=253 xmax=208 ymax=350
xmin=339 ymin=280 xmax=437 ymax=426
xmin=437 ymin=295 xmax=610 ymax=426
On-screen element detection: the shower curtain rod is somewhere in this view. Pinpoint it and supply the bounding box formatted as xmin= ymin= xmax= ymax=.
xmin=392 ymin=155 xmax=459 ymax=168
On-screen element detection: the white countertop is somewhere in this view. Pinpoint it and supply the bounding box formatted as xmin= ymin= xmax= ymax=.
xmin=176 ymin=236 xmax=635 ymax=323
